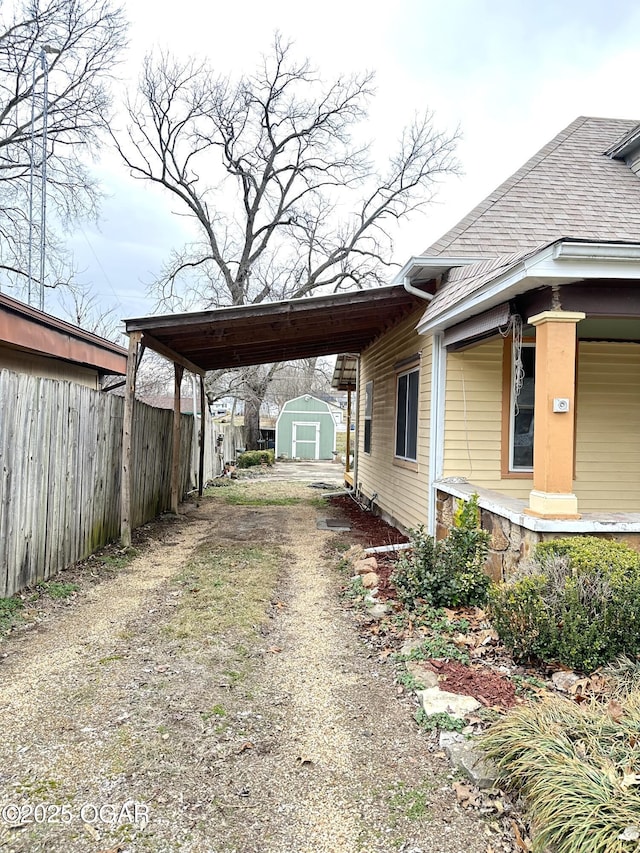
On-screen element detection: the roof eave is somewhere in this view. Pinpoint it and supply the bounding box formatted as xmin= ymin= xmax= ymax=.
xmin=605 ymin=125 xmax=640 ymax=159
xmin=391 ymin=255 xmax=488 ymax=286
xmin=417 ymin=240 xmax=640 ymax=335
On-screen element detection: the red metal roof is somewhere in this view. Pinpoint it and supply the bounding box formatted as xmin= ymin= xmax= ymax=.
xmin=0 ymin=292 xmax=127 ymax=376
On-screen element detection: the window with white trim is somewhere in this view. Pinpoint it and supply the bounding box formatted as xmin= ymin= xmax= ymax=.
xmin=395 ymin=367 xmax=419 ymax=461
xmin=510 ymin=343 xmax=535 ymax=471
xmin=363 ymin=380 xmax=373 ymax=453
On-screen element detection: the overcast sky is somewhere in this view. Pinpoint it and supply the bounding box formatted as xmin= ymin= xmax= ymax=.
xmin=65 ymin=0 xmax=640 ymax=325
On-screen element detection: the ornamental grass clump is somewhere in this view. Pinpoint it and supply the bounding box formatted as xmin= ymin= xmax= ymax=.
xmin=479 ymin=693 xmax=640 ymax=853
xmin=488 ymin=536 xmax=640 ymax=673
xmin=391 ymin=494 xmax=490 ymax=608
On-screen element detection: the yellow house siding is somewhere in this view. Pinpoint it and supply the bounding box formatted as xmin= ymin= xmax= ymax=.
xmin=358 ymin=310 xmax=430 ymax=531
xmin=575 ymin=342 xmax=640 ymax=511
xmin=443 ymin=339 xmax=531 ymax=499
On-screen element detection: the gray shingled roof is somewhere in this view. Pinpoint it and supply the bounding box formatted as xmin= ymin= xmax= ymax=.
xmin=420 ymin=116 xmax=640 ymax=323
xmin=427 ymin=117 xmax=640 ymax=256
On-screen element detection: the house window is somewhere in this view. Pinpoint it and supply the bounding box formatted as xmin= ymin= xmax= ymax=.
xmin=395 ymin=367 xmax=419 ymax=462
xmin=363 ymin=380 xmax=373 ymax=453
xmin=510 ymin=343 xmax=535 ymax=471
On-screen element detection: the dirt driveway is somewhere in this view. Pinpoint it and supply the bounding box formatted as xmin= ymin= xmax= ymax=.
xmin=0 ymin=478 xmax=491 ymax=853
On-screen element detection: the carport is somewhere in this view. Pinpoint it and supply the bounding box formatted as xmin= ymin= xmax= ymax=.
xmin=120 ymin=284 xmax=427 ymax=545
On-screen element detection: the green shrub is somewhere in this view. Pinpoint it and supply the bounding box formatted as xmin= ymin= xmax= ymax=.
xmin=236 ymin=450 xmax=275 ymax=468
xmin=391 ymin=494 xmax=490 ymax=609
xmin=536 ymin=535 xmax=640 ymax=575
xmin=489 ymin=537 xmax=640 ymax=673
xmin=0 ymin=596 xmax=23 ymax=633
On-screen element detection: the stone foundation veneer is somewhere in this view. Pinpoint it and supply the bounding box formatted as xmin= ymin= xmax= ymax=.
xmin=435 ymin=480 xmax=640 ymax=583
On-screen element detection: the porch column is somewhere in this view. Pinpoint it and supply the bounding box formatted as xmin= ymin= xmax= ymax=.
xmin=527 ymin=310 xmax=585 ymax=518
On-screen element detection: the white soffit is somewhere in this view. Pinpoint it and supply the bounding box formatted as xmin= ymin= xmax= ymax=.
xmin=417 ymin=241 xmax=640 ymax=335
xmin=392 ymin=255 xmax=486 ymax=284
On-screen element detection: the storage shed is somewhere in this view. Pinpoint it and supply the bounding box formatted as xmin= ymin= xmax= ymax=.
xmin=275 ymin=395 xmax=338 ymax=460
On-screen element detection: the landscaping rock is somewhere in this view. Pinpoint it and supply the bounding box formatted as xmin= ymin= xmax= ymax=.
xmin=360 ymin=571 xmax=380 ymax=589
xmin=367 ymin=603 xmax=391 ymax=620
xmin=551 ymin=670 xmax=581 ymax=692
xmin=400 ymin=638 xmax=423 ymax=657
xmin=345 ymin=545 xmax=366 ymax=562
xmin=353 ymin=557 xmax=378 ymax=574
xmin=405 ymin=661 xmax=439 ymax=689
xmin=439 ymin=733 xmax=499 ymax=790
xmin=417 ymin=687 xmax=481 ymax=718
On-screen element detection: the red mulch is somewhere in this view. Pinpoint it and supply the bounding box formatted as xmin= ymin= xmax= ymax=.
xmin=371 ymin=555 xmax=398 ymax=601
xmin=428 ymin=659 xmax=517 ymax=709
xmin=329 ymin=495 xmax=409 ymax=548
xmin=329 ymin=495 xmax=518 ymax=710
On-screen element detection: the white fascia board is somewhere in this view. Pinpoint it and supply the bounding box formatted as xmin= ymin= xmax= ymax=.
xmin=417 ymin=241 xmax=640 ymax=334
xmin=552 ymin=241 xmax=640 ymax=262
xmin=391 ymin=255 xmax=486 ymax=285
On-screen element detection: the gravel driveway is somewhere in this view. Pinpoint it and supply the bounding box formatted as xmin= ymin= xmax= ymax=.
xmin=0 ymin=481 xmax=491 ymax=853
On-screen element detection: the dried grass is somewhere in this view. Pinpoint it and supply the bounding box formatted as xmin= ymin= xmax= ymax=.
xmin=480 ymin=694 xmax=640 ymax=852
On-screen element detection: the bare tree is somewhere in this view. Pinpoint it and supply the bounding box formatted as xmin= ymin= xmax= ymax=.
xmin=0 ymin=0 xmax=127 ymax=298
xmin=265 ymin=358 xmax=334 ymax=411
xmin=56 ymin=282 xmax=124 ymax=341
xmin=116 ymin=35 xmax=458 ymax=446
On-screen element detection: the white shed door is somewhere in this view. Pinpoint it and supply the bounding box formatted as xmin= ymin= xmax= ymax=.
xmin=292 ymin=422 xmax=320 ymax=459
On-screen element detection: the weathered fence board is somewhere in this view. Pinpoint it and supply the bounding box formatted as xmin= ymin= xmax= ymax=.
xmin=0 ymin=370 xmax=194 ymax=597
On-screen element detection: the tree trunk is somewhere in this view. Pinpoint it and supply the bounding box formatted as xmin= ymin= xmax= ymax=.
xmin=244 ymin=395 xmax=261 ymax=450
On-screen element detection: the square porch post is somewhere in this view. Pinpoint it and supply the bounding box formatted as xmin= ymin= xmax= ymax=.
xmin=527 ymin=310 xmax=585 ymax=518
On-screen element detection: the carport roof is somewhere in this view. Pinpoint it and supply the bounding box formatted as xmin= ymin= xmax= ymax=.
xmin=124 ymin=284 xmax=427 ymax=375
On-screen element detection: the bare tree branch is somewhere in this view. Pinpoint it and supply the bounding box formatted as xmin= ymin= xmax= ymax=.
xmin=116 ymin=34 xmax=459 ymax=445
xmin=0 ymin=0 xmax=127 ymax=300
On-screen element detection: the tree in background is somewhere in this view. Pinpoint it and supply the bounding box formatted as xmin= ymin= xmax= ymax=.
xmin=116 ymin=36 xmax=458 ymax=446
xmin=0 ymin=0 xmax=127 ymax=304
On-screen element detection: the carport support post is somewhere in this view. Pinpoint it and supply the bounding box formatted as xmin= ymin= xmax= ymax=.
xmin=345 ymin=390 xmax=352 ymax=473
xmin=199 ymin=375 xmax=206 ymax=497
xmin=121 ymin=331 xmax=142 ymax=548
xmin=171 ymin=364 xmax=185 ymax=514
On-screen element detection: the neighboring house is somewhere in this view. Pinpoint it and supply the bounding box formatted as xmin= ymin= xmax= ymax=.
xmin=0 ymin=292 xmax=127 ymax=385
xmin=276 ymin=395 xmax=337 ymax=460
xmin=351 ymin=115 xmax=640 ymax=577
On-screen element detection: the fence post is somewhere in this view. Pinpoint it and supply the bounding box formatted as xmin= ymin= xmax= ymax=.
xmin=171 ymin=364 xmax=184 ymax=513
xmin=121 ymin=331 xmax=142 ymax=547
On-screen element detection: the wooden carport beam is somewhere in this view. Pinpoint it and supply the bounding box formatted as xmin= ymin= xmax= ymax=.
xmin=121 ymin=331 xmax=143 ymax=547
xmin=141 ymin=332 xmax=206 ymax=377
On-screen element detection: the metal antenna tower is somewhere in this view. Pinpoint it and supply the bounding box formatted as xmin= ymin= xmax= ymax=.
xmin=27 ymin=47 xmax=58 ymax=311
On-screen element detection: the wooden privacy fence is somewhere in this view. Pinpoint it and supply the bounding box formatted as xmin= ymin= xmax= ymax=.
xmin=0 ymin=369 xmax=193 ymax=598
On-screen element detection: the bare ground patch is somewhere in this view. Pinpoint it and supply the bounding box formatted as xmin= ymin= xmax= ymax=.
xmin=0 ymin=483 xmax=491 ymax=853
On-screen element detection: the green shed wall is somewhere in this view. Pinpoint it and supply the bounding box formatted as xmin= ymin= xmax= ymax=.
xmin=275 ymin=396 xmax=337 ymax=460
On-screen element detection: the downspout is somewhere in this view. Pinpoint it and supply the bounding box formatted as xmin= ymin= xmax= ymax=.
xmin=402 ymin=275 xmax=436 ymax=303
xmin=428 ymin=332 xmax=446 ymax=535
xmin=402 ymin=275 xmax=441 ymax=534
xmin=352 ymin=356 xmax=360 ymax=495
